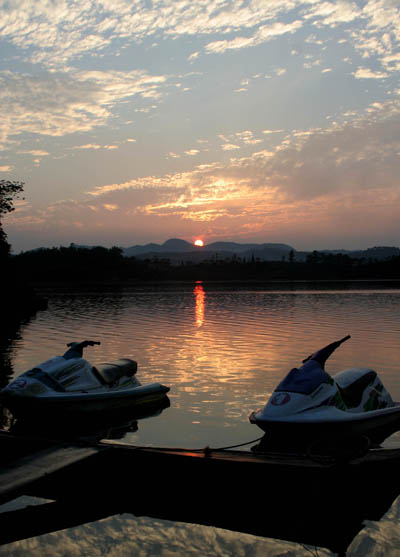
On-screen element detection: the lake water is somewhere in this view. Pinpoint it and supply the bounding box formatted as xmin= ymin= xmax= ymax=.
xmin=1 ymin=281 xmax=400 ymax=555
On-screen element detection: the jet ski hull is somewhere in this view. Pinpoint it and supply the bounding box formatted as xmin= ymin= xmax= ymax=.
xmin=249 ymin=403 xmax=400 ymax=445
xmin=1 ymin=383 xmax=170 ymax=419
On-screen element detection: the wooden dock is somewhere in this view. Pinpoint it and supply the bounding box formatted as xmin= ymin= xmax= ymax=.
xmin=0 ymin=435 xmax=106 ymax=505
xmin=1 ymin=430 xmax=400 ymax=553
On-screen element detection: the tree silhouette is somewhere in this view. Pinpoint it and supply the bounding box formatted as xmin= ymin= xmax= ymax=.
xmin=0 ymin=180 xmax=25 ymax=258
xmin=0 ymin=179 xmax=25 ymax=217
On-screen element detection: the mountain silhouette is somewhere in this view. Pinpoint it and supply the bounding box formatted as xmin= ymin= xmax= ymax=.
xmin=161 ymin=238 xmax=194 ymax=252
xmin=122 ymin=239 xmax=294 ymax=261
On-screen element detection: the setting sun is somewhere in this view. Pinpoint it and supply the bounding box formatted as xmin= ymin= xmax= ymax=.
xmin=194 ymin=239 xmax=204 ymax=247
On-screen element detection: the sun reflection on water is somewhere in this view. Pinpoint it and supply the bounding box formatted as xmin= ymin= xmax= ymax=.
xmin=194 ymin=282 xmax=205 ymax=328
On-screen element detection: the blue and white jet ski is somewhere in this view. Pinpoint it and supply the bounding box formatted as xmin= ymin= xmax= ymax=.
xmin=0 ymin=340 xmax=169 ymax=418
xmin=249 ymin=335 xmax=400 ymax=445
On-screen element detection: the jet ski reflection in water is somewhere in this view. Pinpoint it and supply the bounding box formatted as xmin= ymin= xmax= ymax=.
xmin=9 ymin=392 xmax=170 ymax=442
xmin=0 ymin=340 xmax=170 ymax=420
xmin=250 ymin=335 xmax=400 ymax=452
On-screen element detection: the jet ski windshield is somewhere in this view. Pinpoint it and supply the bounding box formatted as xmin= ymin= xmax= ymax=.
xmin=275 ymin=360 xmax=332 ymax=395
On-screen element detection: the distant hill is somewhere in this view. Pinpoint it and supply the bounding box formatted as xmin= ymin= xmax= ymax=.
xmin=295 ymin=246 xmax=400 ymax=261
xmin=123 ymin=238 xmax=194 ymax=257
xmin=347 ymin=246 xmax=400 ymax=260
xmin=205 ymin=241 xmax=293 ymax=253
xmin=121 ymin=240 xmax=400 ymax=262
xmin=122 ymin=239 xmax=295 ymax=262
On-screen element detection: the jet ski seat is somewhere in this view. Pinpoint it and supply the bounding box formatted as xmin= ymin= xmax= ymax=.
xmin=93 ymin=359 xmax=138 ymax=385
xmin=336 ymin=370 xmax=377 ymax=408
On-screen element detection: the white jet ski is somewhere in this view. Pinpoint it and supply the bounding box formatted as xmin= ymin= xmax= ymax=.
xmin=249 ymin=335 xmax=400 ymax=446
xmin=0 ymin=340 xmax=169 ymax=418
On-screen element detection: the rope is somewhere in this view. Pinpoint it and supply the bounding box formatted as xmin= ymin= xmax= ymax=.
xmin=99 ymin=435 xmax=265 ymax=453
xmin=193 ymin=435 xmax=264 ymax=453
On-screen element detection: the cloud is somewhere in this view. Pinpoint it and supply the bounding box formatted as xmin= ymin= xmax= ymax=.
xmin=0 ymin=2 xmax=397 ymax=156
xmin=188 ymin=51 xmax=200 ymax=62
xmin=74 ymin=144 xmax=103 ymax=150
xmin=65 ymin=98 xmax=399 ymax=239
xmin=235 ymin=131 xmax=263 ymax=145
xmin=305 ymin=1 xmax=362 ymax=26
xmin=353 ymin=67 xmax=389 ymax=79
xmin=0 ymin=68 xmax=167 ymax=146
xmin=205 ymin=20 xmax=302 ymax=53
xmin=0 ymin=1 xmax=299 ymax=67
xmin=219 ymin=131 xmax=263 ymax=149
xmin=221 ymin=100 xmax=399 ymax=204
xmin=381 ymin=52 xmax=400 ymax=72
xmin=221 ymin=144 xmax=240 ymax=151
xmin=349 ymin=1 xmax=400 ymax=73
xmin=0 ymin=1 xmax=397 ymax=79
xmin=20 ymin=149 xmax=49 ymax=156
xmin=74 ymin=144 xmax=119 ymax=150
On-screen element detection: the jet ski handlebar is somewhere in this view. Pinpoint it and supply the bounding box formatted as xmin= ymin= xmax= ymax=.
xmin=63 ymin=340 xmax=101 ymax=359
xmin=302 ymin=335 xmax=351 ymax=368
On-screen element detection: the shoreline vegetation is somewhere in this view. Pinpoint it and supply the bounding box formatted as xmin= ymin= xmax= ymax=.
xmin=10 ymin=245 xmax=400 ymax=285
xmin=0 ymin=179 xmax=47 ymax=322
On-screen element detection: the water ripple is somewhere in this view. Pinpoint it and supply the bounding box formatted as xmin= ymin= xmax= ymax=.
xmin=4 ymin=285 xmax=400 ymax=447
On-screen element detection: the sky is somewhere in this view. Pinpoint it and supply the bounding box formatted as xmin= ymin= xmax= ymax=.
xmin=0 ymin=0 xmax=399 ymax=252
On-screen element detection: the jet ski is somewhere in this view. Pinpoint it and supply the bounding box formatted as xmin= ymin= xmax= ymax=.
xmin=0 ymin=340 xmax=170 ymax=418
xmin=249 ymin=335 xmax=400 ymax=446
